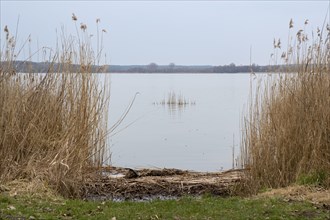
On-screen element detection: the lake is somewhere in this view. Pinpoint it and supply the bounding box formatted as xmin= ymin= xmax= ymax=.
xmin=105 ymin=73 xmax=260 ymax=172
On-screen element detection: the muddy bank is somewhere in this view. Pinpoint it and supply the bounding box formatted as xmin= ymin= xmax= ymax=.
xmin=82 ymin=167 xmax=243 ymax=201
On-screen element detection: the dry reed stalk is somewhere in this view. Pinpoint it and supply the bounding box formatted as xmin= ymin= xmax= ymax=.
xmin=240 ymin=19 xmax=330 ymax=194
xmin=154 ymin=92 xmax=195 ymax=106
xmin=0 ymin=15 xmax=109 ymax=197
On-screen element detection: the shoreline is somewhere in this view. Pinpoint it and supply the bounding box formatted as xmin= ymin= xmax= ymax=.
xmin=83 ymin=167 xmax=243 ymax=201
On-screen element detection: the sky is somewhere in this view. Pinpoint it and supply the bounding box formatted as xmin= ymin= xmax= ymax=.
xmin=1 ymin=0 xmax=329 ymax=66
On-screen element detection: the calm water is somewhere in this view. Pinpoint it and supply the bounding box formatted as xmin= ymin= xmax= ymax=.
xmin=105 ymin=73 xmax=259 ymax=172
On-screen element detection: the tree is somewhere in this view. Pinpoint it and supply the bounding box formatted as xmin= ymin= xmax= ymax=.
xmin=148 ymin=63 xmax=158 ymax=72
xmin=169 ymin=63 xmax=175 ymax=68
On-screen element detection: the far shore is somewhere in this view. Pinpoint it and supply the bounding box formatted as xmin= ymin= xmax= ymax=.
xmin=2 ymin=60 xmax=293 ymax=74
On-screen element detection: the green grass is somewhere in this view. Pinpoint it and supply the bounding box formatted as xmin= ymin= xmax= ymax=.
xmin=297 ymin=171 xmax=329 ymax=187
xmin=0 ymin=194 xmax=328 ymax=220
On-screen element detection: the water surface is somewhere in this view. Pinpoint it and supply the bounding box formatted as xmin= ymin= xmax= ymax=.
xmin=106 ymin=73 xmax=258 ymax=172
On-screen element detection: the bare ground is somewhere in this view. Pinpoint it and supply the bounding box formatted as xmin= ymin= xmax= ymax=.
xmin=256 ymin=185 xmax=330 ymax=209
xmin=2 ymin=166 xmax=328 ymax=209
xmin=82 ymin=167 xmax=243 ymax=201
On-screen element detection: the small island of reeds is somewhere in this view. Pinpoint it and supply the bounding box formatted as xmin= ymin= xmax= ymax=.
xmin=153 ymin=91 xmax=196 ymax=106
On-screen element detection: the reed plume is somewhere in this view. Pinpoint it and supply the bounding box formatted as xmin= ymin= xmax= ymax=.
xmin=0 ymin=15 xmax=109 ymax=197
xmin=240 ymin=19 xmax=330 ymax=194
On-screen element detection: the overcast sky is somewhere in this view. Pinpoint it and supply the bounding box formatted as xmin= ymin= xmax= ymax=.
xmin=1 ymin=1 xmax=329 ymax=66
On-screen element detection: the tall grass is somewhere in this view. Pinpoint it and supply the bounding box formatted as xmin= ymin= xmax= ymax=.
xmin=240 ymin=19 xmax=330 ymax=193
xmin=154 ymin=92 xmax=196 ymax=106
xmin=0 ymin=15 xmax=109 ymax=197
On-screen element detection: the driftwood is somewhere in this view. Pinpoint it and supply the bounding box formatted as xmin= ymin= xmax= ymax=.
xmin=82 ymin=167 xmax=243 ymax=201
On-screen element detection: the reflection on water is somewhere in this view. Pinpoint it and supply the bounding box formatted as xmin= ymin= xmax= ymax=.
xmin=153 ymin=91 xmax=196 ymax=118
xmin=167 ymin=102 xmax=188 ymax=118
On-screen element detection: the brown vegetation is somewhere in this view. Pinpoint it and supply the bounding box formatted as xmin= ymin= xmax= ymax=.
xmin=257 ymin=185 xmax=330 ymax=206
xmin=240 ymin=19 xmax=330 ymax=193
xmin=153 ymin=92 xmax=196 ymax=106
xmin=0 ymin=16 xmax=109 ymax=197
xmin=83 ymin=167 xmax=242 ymax=201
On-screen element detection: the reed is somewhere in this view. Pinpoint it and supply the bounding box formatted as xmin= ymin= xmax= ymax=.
xmin=240 ymin=19 xmax=330 ymax=194
xmin=154 ymin=92 xmax=196 ymax=106
xmin=0 ymin=15 xmax=109 ymax=197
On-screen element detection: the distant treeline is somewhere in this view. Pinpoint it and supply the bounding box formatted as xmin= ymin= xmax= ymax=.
xmin=109 ymin=63 xmax=272 ymax=73
xmin=1 ymin=61 xmax=286 ymax=73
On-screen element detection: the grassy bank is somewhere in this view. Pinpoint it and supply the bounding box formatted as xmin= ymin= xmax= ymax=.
xmin=1 ymin=191 xmax=329 ymax=220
